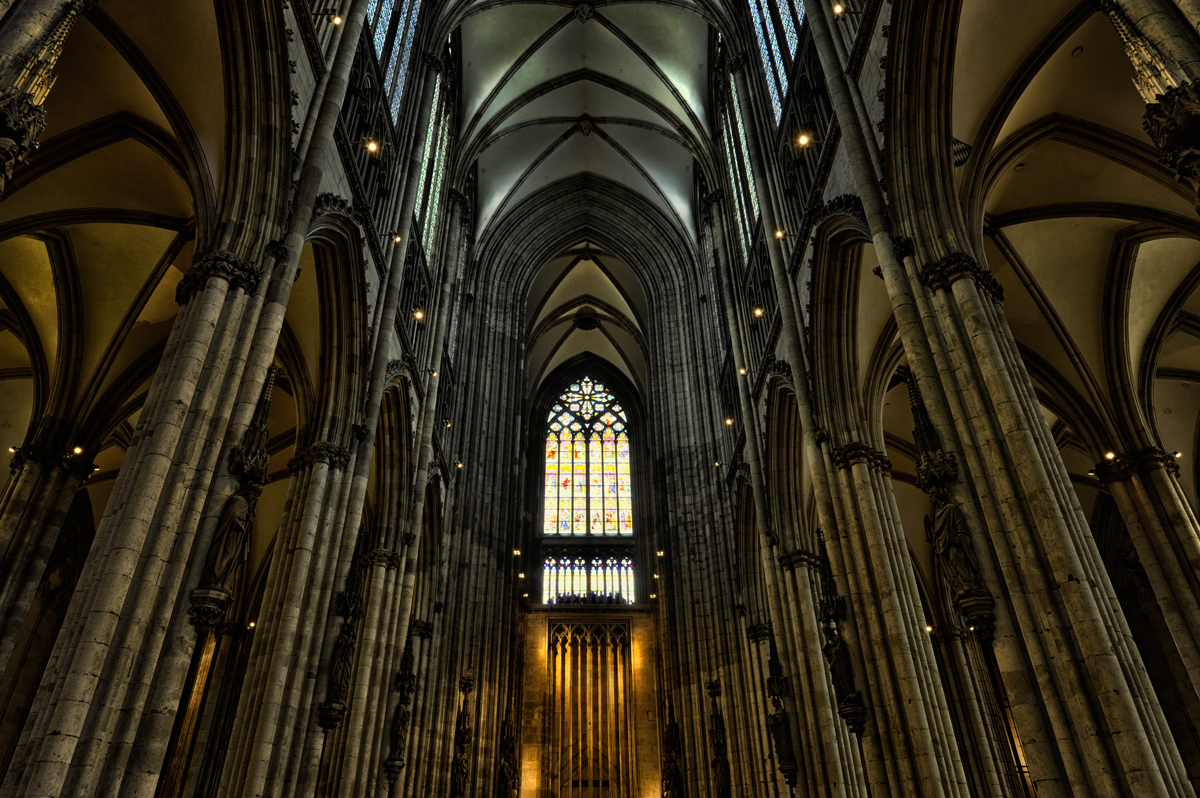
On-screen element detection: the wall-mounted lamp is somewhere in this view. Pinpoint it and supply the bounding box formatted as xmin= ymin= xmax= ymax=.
xmin=73 ymin=446 xmax=83 ymax=455
xmin=738 ymin=367 xmax=747 ymax=375
xmin=413 ymin=308 xmax=425 ymax=321
xmin=753 ymin=307 xmax=764 ymax=318
xmin=1105 ymin=451 xmax=1116 ymax=460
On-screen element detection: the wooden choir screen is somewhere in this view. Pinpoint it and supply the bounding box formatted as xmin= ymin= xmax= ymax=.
xmin=545 ymin=622 xmax=637 ymax=797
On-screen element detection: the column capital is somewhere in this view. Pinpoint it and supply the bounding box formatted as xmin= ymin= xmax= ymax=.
xmin=175 ymin=250 xmax=262 ymax=305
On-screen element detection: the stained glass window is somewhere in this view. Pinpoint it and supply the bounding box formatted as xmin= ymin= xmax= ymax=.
xmin=542 ymin=552 xmax=634 ymax=604
xmin=747 ymin=0 xmax=783 ymax=121
xmin=371 ymin=0 xmax=424 ymax=123
xmin=542 ymin=377 xmax=633 ymax=537
xmin=729 ymin=76 xmax=761 ymax=223
xmin=745 ymin=0 xmax=806 ymax=123
xmin=422 ymin=113 xmax=450 ymax=251
xmin=722 ymin=117 xmax=752 ymax=263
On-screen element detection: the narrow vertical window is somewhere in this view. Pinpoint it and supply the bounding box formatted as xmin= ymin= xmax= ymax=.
xmin=729 ymin=76 xmax=761 ymax=223
xmin=747 ymin=0 xmax=783 ymax=121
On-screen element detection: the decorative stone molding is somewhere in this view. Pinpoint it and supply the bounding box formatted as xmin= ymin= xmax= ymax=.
xmin=421 ymin=53 xmax=443 ymax=73
xmin=746 ymin=622 xmax=772 ymax=643
xmin=574 ymin=2 xmax=593 ymax=21
xmin=955 ymin=588 xmax=997 ymax=642
xmin=1096 ymin=446 xmax=1182 ymax=482
xmin=312 ymin=191 xmax=354 ymax=221
xmin=317 ymin=701 xmax=347 ymax=732
xmin=705 ymin=678 xmax=721 ymax=699
xmin=175 ymin=250 xmax=262 ymax=305
xmin=916 ymin=449 xmax=958 ymax=491
xmin=892 ymin=235 xmax=915 ymax=259
xmin=831 ymin=442 xmax=891 ymax=474
xmin=264 ymin=239 xmax=288 ymax=261
xmin=366 ymin=548 xmax=402 ymax=570
xmin=919 ymin=252 xmax=1005 ymax=303
xmin=187 ymin=586 xmax=234 ymax=630
xmin=8 ymin=442 xmax=95 ymax=477
xmin=410 ymin=618 xmax=434 ymax=639
xmin=777 ymin=549 xmax=816 ymax=571
xmin=1144 ymin=83 xmax=1200 ymax=213
xmin=287 ymin=441 xmax=351 ymax=473
xmin=0 ymin=87 xmax=44 ymax=194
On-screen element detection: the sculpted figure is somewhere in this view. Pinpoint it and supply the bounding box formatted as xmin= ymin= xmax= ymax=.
xmin=822 ymin=626 xmax=854 ymax=702
xmin=328 ymin=619 xmax=357 ymax=704
xmin=200 ymin=484 xmax=262 ymax=591
xmin=924 ymin=483 xmax=982 ymax=599
xmin=661 ymin=721 xmax=685 ymax=798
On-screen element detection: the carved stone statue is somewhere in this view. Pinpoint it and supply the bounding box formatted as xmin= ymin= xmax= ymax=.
xmin=708 ymin=707 xmax=732 ymax=798
xmin=768 ymin=702 xmax=798 ymax=786
xmin=328 ymin=619 xmax=358 ymax=705
xmin=661 ymin=720 xmax=685 ymax=798
xmin=200 ymin=484 xmax=262 ymax=591
xmin=497 ymin=719 xmax=519 ymax=798
xmin=822 ymin=626 xmax=854 ymax=703
xmin=924 ymin=483 xmax=982 ymax=599
xmin=449 ymin=698 xmax=473 ymax=798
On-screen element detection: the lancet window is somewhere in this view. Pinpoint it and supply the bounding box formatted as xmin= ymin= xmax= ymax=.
xmin=416 ymin=82 xmax=451 ymax=251
xmin=368 ymin=0 xmax=425 ymax=122
xmin=746 ymin=0 xmax=806 ymax=122
xmin=722 ymin=80 xmax=761 ymax=264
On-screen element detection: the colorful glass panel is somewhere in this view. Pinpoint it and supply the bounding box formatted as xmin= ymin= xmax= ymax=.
xmin=541 ymin=376 xmax=633 ymax=537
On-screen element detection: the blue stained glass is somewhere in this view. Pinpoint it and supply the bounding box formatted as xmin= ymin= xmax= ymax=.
xmin=372 ymin=0 xmax=396 ymax=54
xmin=389 ymin=0 xmax=424 ymax=121
xmin=777 ymin=0 xmax=798 ymax=55
xmin=415 ymin=79 xmax=441 ymax=231
xmin=721 ymin=119 xmax=750 ymax=262
xmin=757 ymin=0 xmax=789 ymax=97
xmin=790 ymin=0 xmax=807 ymax=31
xmin=424 ymin=117 xmax=450 ymax=250
xmin=747 ymin=0 xmax=783 ymax=121
xmin=729 ymin=77 xmax=761 ymax=222
xmin=367 ymin=0 xmax=381 ymax=26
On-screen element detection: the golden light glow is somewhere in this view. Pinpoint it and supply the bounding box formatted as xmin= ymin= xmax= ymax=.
xmin=413 ymin=309 xmax=424 ymax=320
xmin=724 ymin=418 xmax=734 ymax=426
xmin=248 ymin=621 xmax=256 ymax=628
xmin=456 ymin=461 xmax=463 ymax=469
xmin=332 ymin=14 xmax=343 ymax=24
xmin=738 ymin=367 xmax=747 ymax=375
xmin=714 ymin=461 xmax=721 ymax=467
xmin=73 ymin=446 xmax=83 ymax=454
xmin=1175 ymin=451 xmax=1184 ymax=458
xmin=925 ymin=625 xmax=933 ymax=632
xmin=514 ymin=549 xmax=521 ymax=556
xmin=649 ymin=593 xmax=657 ymax=599
xmin=753 ymin=307 xmax=764 ymax=317
xmin=431 ymin=370 xmax=439 ymax=377
xmin=366 ymin=139 xmax=378 ymax=153
xmin=797 ymin=133 xmax=811 ymax=147
xmin=775 ymin=230 xmax=785 ymax=240
xmin=518 ymin=573 xmax=525 ymax=579
xmin=393 ymin=234 xmax=402 ymax=243
xmin=833 ymin=3 xmax=845 ymax=13
xmin=1105 ymin=451 xmax=1116 ymax=460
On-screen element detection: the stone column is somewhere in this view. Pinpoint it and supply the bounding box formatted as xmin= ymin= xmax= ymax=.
xmin=0 ymin=446 xmax=90 ymax=671
xmin=1098 ymin=447 xmax=1200 ymax=715
xmin=704 ymin=191 xmax=859 ymax=797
